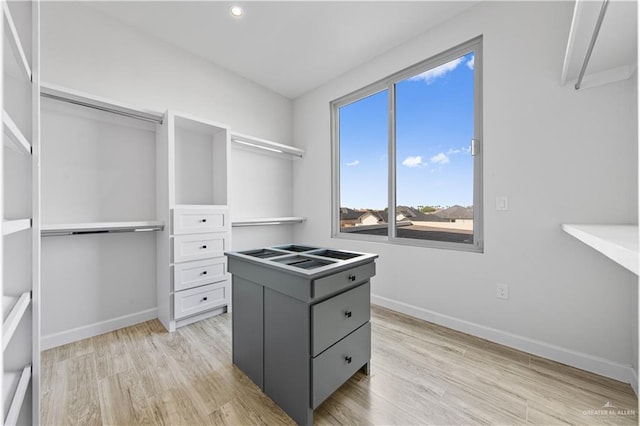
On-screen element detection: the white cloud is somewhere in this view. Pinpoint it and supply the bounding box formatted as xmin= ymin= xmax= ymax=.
xmin=466 ymin=55 xmax=475 ymax=70
xmin=447 ymin=148 xmax=461 ymax=155
xmin=345 ymin=160 xmax=360 ymax=167
xmin=430 ymin=152 xmax=450 ymax=165
xmin=447 ymin=145 xmax=472 ymax=155
xmin=409 ymin=57 xmax=464 ymax=85
xmin=401 ymin=156 xmax=424 ymax=168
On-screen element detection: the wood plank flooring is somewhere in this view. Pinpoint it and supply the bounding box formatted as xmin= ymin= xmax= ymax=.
xmin=41 ymin=305 xmax=638 ymax=425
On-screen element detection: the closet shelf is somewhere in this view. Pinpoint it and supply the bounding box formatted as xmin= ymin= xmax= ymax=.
xmin=3 ymin=110 xmax=31 ymax=155
xmin=231 ymin=132 xmax=304 ymax=158
xmin=562 ymin=224 xmax=638 ymax=275
xmin=2 ymin=2 xmax=31 ymax=82
xmin=3 ymin=219 xmax=31 ymax=236
xmin=41 ymin=221 xmax=164 ymax=237
xmin=232 ymin=217 xmax=307 ymax=227
xmin=2 ymin=292 xmax=31 ymax=351
xmin=3 ymin=365 xmax=31 ymax=426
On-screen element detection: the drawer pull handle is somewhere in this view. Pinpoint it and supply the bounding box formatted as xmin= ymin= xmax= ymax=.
xmin=345 ymin=356 xmax=352 ymax=364
xmin=200 ymin=218 xmax=207 ymax=223
xmin=201 ymin=245 xmax=207 ymax=249
xmin=201 ymin=271 xmax=208 ymax=275
xmin=345 ymin=311 xmax=352 ymax=318
xmin=202 ymin=297 xmax=208 ymax=302
xmin=348 ymin=274 xmax=356 ymax=282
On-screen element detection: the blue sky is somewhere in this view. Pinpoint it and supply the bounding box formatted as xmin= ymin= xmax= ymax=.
xmin=340 ymin=53 xmax=475 ymax=210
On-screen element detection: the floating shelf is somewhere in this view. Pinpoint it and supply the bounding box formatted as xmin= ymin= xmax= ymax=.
xmin=232 ymin=217 xmax=307 ymax=227
xmin=41 ymin=220 xmax=164 ymax=237
xmin=2 ymin=2 xmax=31 ymax=82
xmin=2 ymin=110 xmax=31 ymax=155
xmin=231 ymin=131 xmax=304 ymax=158
xmin=3 ymin=219 xmax=31 ymax=236
xmin=562 ymin=224 xmax=638 ymax=275
xmin=3 ymin=365 xmax=31 ymax=426
xmin=2 ymin=292 xmax=31 ymax=351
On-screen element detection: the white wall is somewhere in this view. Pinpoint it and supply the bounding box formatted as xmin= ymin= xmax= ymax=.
xmin=40 ymin=3 xmax=295 ymax=343
xmin=293 ymin=1 xmax=638 ymax=382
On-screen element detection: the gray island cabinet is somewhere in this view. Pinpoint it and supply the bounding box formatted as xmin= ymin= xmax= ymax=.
xmin=225 ymin=244 xmax=378 ymax=425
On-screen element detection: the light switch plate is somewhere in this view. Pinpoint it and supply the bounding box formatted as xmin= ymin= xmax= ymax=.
xmin=496 ymin=196 xmax=508 ymax=211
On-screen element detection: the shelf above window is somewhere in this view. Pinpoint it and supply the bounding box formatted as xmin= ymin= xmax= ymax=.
xmin=2 ymin=292 xmax=31 ymax=351
xmin=41 ymin=221 xmax=164 ymax=237
xmin=3 ymin=219 xmax=31 ymax=236
xmin=232 ymin=217 xmax=307 ymax=227
xmin=231 ymin=132 xmax=304 ymax=158
xmin=2 ymin=2 xmax=31 ymax=82
xmin=562 ymin=224 xmax=638 ymax=275
xmin=3 ymin=110 xmax=31 ymax=155
xmin=3 ymin=365 xmax=31 ymax=426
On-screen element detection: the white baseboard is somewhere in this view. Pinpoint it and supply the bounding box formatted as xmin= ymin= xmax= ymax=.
xmin=41 ymin=308 xmax=158 ymax=351
xmin=372 ymin=294 xmax=636 ymax=386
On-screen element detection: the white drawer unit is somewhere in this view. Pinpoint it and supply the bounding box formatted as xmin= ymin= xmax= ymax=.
xmin=173 ymin=257 xmax=227 ymax=292
xmin=172 ymin=207 xmax=228 ymax=235
xmin=173 ymin=232 xmax=228 ymax=263
xmin=174 ymin=281 xmax=228 ymax=319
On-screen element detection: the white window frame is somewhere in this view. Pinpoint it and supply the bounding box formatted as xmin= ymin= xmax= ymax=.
xmin=331 ymin=36 xmax=483 ymax=252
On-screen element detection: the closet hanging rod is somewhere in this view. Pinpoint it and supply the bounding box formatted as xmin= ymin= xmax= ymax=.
xmin=41 ymin=92 xmax=164 ymax=124
xmin=41 ymin=221 xmax=164 ymax=237
xmin=575 ymin=0 xmax=609 ymax=90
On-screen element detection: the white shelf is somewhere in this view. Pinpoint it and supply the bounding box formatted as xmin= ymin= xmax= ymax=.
xmin=231 ymin=131 xmax=304 ymax=158
xmin=3 ymin=219 xmax=31 ymax=236
xmin=3 ymin=366 xmax=31 ymax=426
xmin=562 ymin=224 xmax=638 ymax=275
xmin=2 ymin=2 xmax=31 ymax=82
xmin=41 ymin=220 xmax=164 ymax=236
xmin=232 ymin=217 xmax=307 ymax=227
xmin=2 ymin=110 xmax=31 ymax=155
xmin=2 ymin=292 xmax=31 ymax=351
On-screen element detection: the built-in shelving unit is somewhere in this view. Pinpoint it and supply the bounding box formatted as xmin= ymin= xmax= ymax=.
xmin=232 ymin=217 xmax=307 ymax=227
xmin=562 ymin=224 xmax=638 ymax=276
xmin=561 ymin=0 xmax=637 ymax=90
xmin=41 ymin=220 xmax=164 ymax=237
xmin=2 ymin=0 xmax=39 ymax=423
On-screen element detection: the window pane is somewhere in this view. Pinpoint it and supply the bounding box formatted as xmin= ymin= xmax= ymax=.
xmin=339 ymin=90 xmax=388 ymax=236
xmin=395 ymin=53 xmax=475 ymax=244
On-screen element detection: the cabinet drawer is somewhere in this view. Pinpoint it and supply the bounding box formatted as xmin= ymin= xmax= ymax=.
xmin=174 ymin=281 xmax=228 ymax=319
xmin=312 ymin=262 xmax=375 ymax=299
xmin=311 ymin=282 xmax=370 ymax=357
xmin=173 ymin=207 xmax=228 ymax=235
xmin=173 ymin=233 xmax=228 ymax=263
xmin=312 ymin=322 xmax=370 ymax=408
xmin=174 ymin=258 xmax=227 ymax=292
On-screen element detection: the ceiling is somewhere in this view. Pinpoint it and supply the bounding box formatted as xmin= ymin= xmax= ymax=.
xmin=85 ymin=1 xmax=479 ymax=99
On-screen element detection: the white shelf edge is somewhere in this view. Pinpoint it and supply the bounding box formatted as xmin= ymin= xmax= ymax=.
xmin=231 ymin=131 xmax=304 ymax=158
xmin=2 ymin=292 xmax=31 ymax=351
xmin=3 ymin=219 xmax=31 ymax=236
xmin=41 ymin=220 xmax=164 ymax=236
xmin=232 ymin=217 xmax=307 ymax=227
xmin=2 ymin=2 xmax=31 ymax=82
xmin=562 ymin=224 xmax=639 ymax=276
xmin=2 ymin=110 xmax=31 ymax=155
xmin=3 ymin=365 xmax=31 ymax=426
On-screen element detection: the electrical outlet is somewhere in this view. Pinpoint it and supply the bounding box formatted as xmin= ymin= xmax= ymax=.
xmin=496 ymin=283 xmax=509 ymax=300
xmin=496 ymin=196 xmax=509 ymax=211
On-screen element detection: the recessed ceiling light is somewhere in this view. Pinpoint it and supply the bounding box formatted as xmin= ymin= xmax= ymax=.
xmin=230 ymin=5 xmax=243 ymax=18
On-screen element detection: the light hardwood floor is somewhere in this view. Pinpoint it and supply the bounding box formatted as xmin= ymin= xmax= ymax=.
xmin=41 ymin=305 xmax=638 ymax=425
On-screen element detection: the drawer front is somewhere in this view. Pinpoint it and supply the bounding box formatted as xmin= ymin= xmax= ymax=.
xmin=311 ymin=282 xmax=370 ymax=357
xmin=312 ymin=322 xmax=371 ymax=408
xmin=173 ymin=233 xmax=228 ymax=263
xmin=174 ymin=258 xmax=227 ymax=292
xmin=313 ymin=262 xmax=375 ymax=299
xmin=174 ymin=281 xmax=228 ymax=319
xmin=173 ymin=208 xmax=228 ymax=235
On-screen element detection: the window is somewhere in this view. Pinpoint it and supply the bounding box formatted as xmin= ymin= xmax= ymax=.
xmin=332 ymin=37 xmax=483 ymax=251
